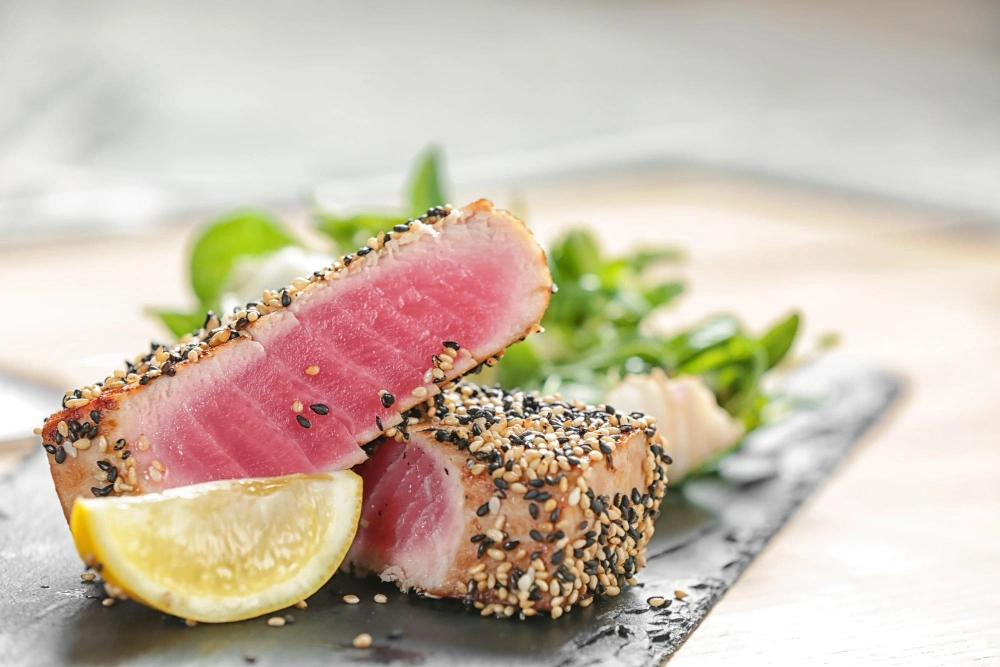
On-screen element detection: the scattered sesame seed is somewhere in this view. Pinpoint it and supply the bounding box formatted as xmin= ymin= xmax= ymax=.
xmin=80 ymin=572 xmax=96 ymax=581
xmin=379 ymin=390 xmax=395 ymax=408
xmin=296 ymin=415 xmax=311 ymax=429
xmin=310 ymin=403 xmax=329 ymax=415
xmin=266 ymin=616 xmax=285 ymax=627
xmin=342 ymin=594 xmax=360 ymax=604
xmin=374 ymin=593 xmax=388 ymax=604
xmin=675 ymin=589 xmax=688 ymax=599
xmin=304 ymin=365 xmax=320 ymax=376
xmin=648 ymin=596 xmax=667 ymax=608
xmin=102 ymin=598 xmax=115 ymax=607
xmin=185 ymin=619 xmax=198 ymax=627
xmin=295 ymin=600 xmax=308 ymax=609
xmin=352 ymin=633 xmax=373 ymax=649
xmin=412 ymin=387 xmax=428 ymax=398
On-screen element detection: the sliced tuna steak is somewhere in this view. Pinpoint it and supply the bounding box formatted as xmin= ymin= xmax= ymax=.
xmin=41 ymin=201 xmax=553 ymax=519
xmin=345 ymin=381 xmax=670 ymax=618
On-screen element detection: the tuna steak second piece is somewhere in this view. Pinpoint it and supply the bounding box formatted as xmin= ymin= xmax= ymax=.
xmin=41 ymin=201 xmax=553 ymax=519
xmin=345 ymin=381 xmax=671 ymax=619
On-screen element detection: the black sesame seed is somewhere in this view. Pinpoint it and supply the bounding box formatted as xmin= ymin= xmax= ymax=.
xmin=530 ymin=551 xmax=542 ymax=561
xmin=122 ymin=451 xmax=131 ymax=459
xmin=380 ymin=392 xmax=395 ymax=408
xmin=528 ymin=503 xmax=539 ymax=520
xmin=97 ymin=460 xmax=112 ymax=471
xmin=551 ymin=549 xmax=565 ymax=565
xmin=90 ymin=410 xmax=100 ymax=424
xmin=343 ymin=254 xmax=354 ymax=265
xmin=43 ymin=444 xmax=57 ymax=454
xmin=477 ymin=542 xmax=489 ymax=559
xmin=388 ymin=628 xmax=404 ymax=640
xmin=107 ymin=467 xmax=118 ymax=483
xmin=375 ymin=415 xmax=384 ymax=431
xmin=114 ymin=439 xmax=126 ymax=450
xmin=503 ymin=540 xmax=520 ymax=551
xmin=442 ymin=341 xmax=459 ymax=350
xmin=493 ymin=478 xmax=508 ymax=490
xmin=54 ymin=432 xmax=63 ymax=445
xmin=54 ymin=447 xmax=66 ymax=464
xmin=470 ymin=533 xmax=487 ymax=543
xmin=310 ymin=403 xmax=329 ymax=415
xmin=476 ymin=502 xmax=490 ymax=517
xmin=296 ymin=415 xmax=311 ymax=428
xmin=281 ymin=291 xmax=291 ymax=307
xmin=529 ymin=530 xmax=544 ymax=542
xmin=357 ymin=246 xmax=372 ymax=256
xmin=393 ymin=224 xmax=410 ymax=233
xmin=550 ymin=508 xmax=561 ymax=522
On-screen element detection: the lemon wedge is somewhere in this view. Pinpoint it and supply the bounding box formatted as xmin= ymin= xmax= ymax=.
xmin=70 ymin=472 xmax=362 ymax=623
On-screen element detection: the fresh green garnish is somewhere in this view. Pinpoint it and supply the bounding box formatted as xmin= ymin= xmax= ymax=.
xmin=487 ymin=226 xmax=800 ymax=430
xmin=149 ymin=146 xmax=800 ymax=434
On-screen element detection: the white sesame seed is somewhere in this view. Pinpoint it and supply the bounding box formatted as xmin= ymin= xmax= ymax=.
xmin=151 ymin=459 xmax=165 ymax=472
xmin=295 ymin=600 xmax=308 ymax=609
xmin=291 ymin=400 xmax=303 ymax=412
xmin=102 ymin=598 xmax=115 ymax=607
xmin=374 ymin=593 xmax=388 ymax=604
xmin=185 ymin=619 xmax=198 ymax=627
xmin=80 ymin=572 xmax=96 ymax=581
xmin=33 ymin=426 xmax=43 ymax=436
xmin=648 ymin=596 xmax=667 ymax=608
xmin=411 ymin=386 xmax=428 ymax=398
xmin=57 ymin=421 xmax=69 ymax=437
xmin=342 ymin=594 xmax=360 ymax=604
xmin=267 ymin=616 xmax=285 ymax=627
xmin=488 ymin=497 xmax=500 ymax=515
xmin=137 ymin=435 xmax=149 ymax=451
xmin=352 ymin=633 xmax=373 ymax=649
xmin=148 ymin=467 xmax=163 ymax=482
xmin=674 ymin=589 xmax=688 ymax=599
xmin=304 ymin=365 xmax=320 ymax=376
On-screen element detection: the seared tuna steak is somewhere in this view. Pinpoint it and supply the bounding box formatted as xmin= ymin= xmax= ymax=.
xmin=41 ymin=201 xmax=553 ymax=518
xmin=345 ymin=381 xmax=670 ymax=618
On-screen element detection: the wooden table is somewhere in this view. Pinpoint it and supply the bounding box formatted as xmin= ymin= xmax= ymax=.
xmin=2 ymin=173 xmax=997 ymax=664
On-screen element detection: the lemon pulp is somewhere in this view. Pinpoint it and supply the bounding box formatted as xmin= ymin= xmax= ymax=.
xmin=71 ymin=472 xmax=362 ymax=622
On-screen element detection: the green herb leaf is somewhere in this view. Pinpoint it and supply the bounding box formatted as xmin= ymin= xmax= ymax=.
xmin=760 ymin=311 xmax=800 ymax=369
xmin=146 ymin=308 xmax=205 ymax=338
xmin=408 ymin=146 xmax=448 ymax=216
xmin=315 ymin=212 xmax=407 ymax=250
xmin=189 ymin=211 xmax=298 ymax=308
xmin=642 ymin=281 xmax=685 ymax=310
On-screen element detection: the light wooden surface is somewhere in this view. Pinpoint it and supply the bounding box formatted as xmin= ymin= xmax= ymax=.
xmin=1 ymin=174 xmax=998 ymax=664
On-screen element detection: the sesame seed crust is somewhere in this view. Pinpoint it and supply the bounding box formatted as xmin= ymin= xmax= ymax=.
xmin=357 ymin=380 xmax=670 ymax=619
xmin=39 ymin=200 xmax=552 ymax=518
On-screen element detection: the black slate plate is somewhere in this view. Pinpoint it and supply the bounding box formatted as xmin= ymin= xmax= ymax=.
xmin=0 ymin=361 xmax=900 ymax=666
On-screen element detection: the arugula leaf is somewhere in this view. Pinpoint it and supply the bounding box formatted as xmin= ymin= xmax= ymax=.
xmin=189 ymin=211 xmax=298 ymax=308
xmin=146 ymin=308 xmax=205 ymax=338
xmin=408 ymin=146 xmax=448 ymax=216
xmin=315 ymin=212 xmax=407 ymax=249
xmin=760 ymin=311 xmax=800 ymax=369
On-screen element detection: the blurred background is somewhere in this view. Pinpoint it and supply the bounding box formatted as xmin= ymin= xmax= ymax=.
xmin=2 ymin=0 xmax=999 ymax=241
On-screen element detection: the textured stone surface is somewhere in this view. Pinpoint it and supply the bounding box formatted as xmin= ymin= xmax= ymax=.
xmin=0 ymin=361 xmax=900 ymax=666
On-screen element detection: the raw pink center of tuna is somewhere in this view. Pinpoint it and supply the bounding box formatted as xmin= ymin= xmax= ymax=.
xmin=348 ymin=439 xmax=465 ymax=588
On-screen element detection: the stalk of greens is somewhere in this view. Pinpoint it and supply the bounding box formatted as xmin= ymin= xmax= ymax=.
xmin=149 ymin=145 xmax=798 ymax=435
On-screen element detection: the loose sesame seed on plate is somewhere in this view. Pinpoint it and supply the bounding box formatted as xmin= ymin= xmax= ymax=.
xmin=295 ymin=600 xmax=308 ymax=609
xmin=101 ymin=598 xmax=115 ymax=607
xmin=80 ymin=572 xmax=96 ymax=581
xmin=342 ymin=594 xmax=360 ymax=604
xmin=374 ymin=593 xmax=388 ymax=604
xmin=648 ymin=596 xmax=667 ymax=608
xmin=266 ymin=616 xmax=285 ymax=627
xmin=352 ymin=632 xmax=373 ymax=649
xmin=674 ymin=589 xmax=688 ymax=599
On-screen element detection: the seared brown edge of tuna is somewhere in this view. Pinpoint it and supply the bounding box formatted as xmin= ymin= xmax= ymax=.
xmin=355 ymin=382 xmax=673 ymax=619
xmin=38 ymin=200 xmax=553 ymax=504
